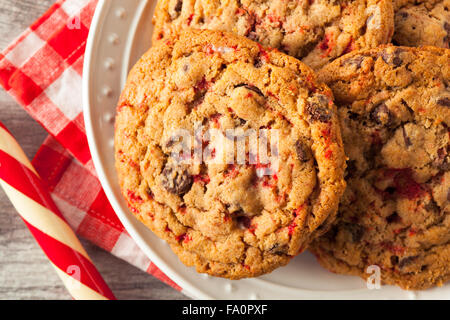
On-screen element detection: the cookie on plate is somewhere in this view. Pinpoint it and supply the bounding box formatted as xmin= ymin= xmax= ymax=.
xmin=115 ymin=29 xmax=346 ymax=279
xmin=152 ymin=0 xmax=394 ymax=70
xmin=393 ymin=0 xmax=449 ymax=48
xmin=311 ymin=46 xmax=450 ymax=290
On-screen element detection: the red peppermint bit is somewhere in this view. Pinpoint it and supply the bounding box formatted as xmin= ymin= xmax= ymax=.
xmin=343 ymin=38 xmax=354 ymax=54
xmin=128 ymin=159 xmax=139 ymax=169
xmin=288 ymin=85 xmax=298 ymax=94
xmin=179 ymin=205 xmax=187 ymax=214
xmin=393 ymin=169 xmax=423 ymax=200
xmin=225 ymin=164 xmax=239 ymax=178
xmin=288 ymin=221 xmax=297 ymax=236
xmin=227 ymin=107 xmax=234 ymax=113
xmin=248 ymin=224 xmax=257 ymax=235
xmin=319 ymin=34 xmax=330 ymax=51
xmin=210 ymin=113 xmax=222 ymax=127
xmin=319 ymin=33 xmax=334 ymax=58
xmin=183 ymin=234 xmax=192 ymax=243
xmin=194 ymin=174 xmax=211 ymax=184
xmin=175 ymin=233 xmax=185 ymax=242
xmin=306 ymin=74 xmax=317 ymax=92
xmin=165 ymin=226 xmax=172 ymax=233
xmin=257 ymin=43 xmax=270 ymax=62
xmin=381 ymin=242 xmax=405 ymax=255
xmin=262 ymin=178 xmax=273 ymax=188
xmin=394 ymin=228 xmax=403 ymax=235
xmin=224 ymin=214 xmax=231 ymax=222
xmin=165 ymin=40 xmax=173 ymax=46
xmin=272 ymin=174 xmax=278 ymax=181
xmin=156 ymin=32 xmax=164 ymax=40
xmin=117 ymin=103 xmax=130 ymax=112
xmin=196 ymin=77 xmax=209 ymax=92
xmin=187 ymin=14 xmax=194 ymax=26
xmin=236 ymin=8 xmax=246 ymax=15
xmin=246 ymin=92 xmax=254 ymax=98
xmin=391 ymin=246 xmax=405 ymax=255
xmin=267 ymin=91 xmax=279 ymax=100
xmin=241 ymin=262 xmax=251 ymax=271
xmin=205 ymin=44 xmax=214 ymax=55
xmin=267 ymin=14 xmax=282 ymax=27
xmin=408 ymin=228 xmax=417 ymax=237
xmin=127 ymin=190 xmax=143 ymax=203
xmin=325 ymin=149 xmax=333 ymax=159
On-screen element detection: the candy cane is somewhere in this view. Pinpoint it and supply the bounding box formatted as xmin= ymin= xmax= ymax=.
xmin=0 ymin=121 xmax=116 ymax=300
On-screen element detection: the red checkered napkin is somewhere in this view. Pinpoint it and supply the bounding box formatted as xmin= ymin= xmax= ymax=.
xmin=0 ymin=0 xmax=182 ymax=293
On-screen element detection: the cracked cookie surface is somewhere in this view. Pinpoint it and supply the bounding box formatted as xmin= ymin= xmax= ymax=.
xmin=312 ymin=46 xmax=450 ymax=290
xmin=115 ymin=29 xmax=346 ymax=279
xmin=393 ymin=0 xmax=450 ymax=48
xmin=152 ymin=0 xmax=394 ymax=70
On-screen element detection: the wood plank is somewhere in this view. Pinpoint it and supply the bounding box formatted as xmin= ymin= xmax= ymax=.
xmin=0 ymin=0 xmax=186 ymax=300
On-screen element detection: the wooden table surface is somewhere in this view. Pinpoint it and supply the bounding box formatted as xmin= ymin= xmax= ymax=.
xmin=0 ymin=0 xmax=186 ymax=300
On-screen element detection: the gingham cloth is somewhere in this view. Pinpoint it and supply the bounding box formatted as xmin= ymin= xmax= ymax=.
xmin=0 ymin=0 xmax=182 ymax=293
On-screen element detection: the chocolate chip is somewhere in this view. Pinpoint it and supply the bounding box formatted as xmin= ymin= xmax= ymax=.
xmin=402 ymin=126 xmax=412 ymax=148
xmin=236 ymin=216 xmax=252 ymax=229
xmin=437 ymin=97 xmax=450 ymax=107
xmin=398 ymin=256 xmax=418 ymax=269
xmin=380 ymin=48 xmax=403 ymax=67
xmin=268 ymin=243 xmax=288 ymax=255
xmin=386 ymin=212 xmax=401 ymax=223
xmin=170 ymin=0 xmax=183 ymax=19
xmin=433 ymin=147 xmax=449 ymax=170
xmin=234 ymin=83 xmax=264 ymax=96
xmin=444 ymin=22 xmax=450 ymax=33
xmin=343 ymin=56 xmax=364 ymax=69
xmin=306 ymin=94 xmax=332 ymax=123
xmin=188 ymin=91 xmax=205 ymax=109
xmin=161 ymin=164 xmax=193 ymax=195
xmin=424 ymin=199 xmax=440 ymax=213
xmin=174 ymin=0 xmax=182 ymax=13
xmin=398 ymin=11 xmax=408 ymax=19
xmin=345 ymin=160 xmax=357 ymax=179
xmin=253 ymin=56 xmax=263 ymax=68
xmin=370 ymin=103 xmax=392 ymax=126
xmin=390 ymin=255 xmax=399 ymax=266
xmin=294 ymin=140 xmax=310 ymax=162
xmin=342 ymin=222 xmax=364 ymax=242
xmin=182 ymin=64 xmax=189 ymax=72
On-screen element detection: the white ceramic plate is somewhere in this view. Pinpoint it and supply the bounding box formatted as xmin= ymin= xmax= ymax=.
xmin=83 ymin=0 xmax=449 ymax=300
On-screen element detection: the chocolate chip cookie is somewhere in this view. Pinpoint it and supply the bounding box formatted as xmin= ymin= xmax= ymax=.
xmin=115 ymin=29 xmax=346 ymax=279
xmin=311 ymin=46 xmax=450 ymax=290
xmin=152 ymin=0 xmax=395 ymax=70
xmin=393 ymin=0 xmax=450 ymax=48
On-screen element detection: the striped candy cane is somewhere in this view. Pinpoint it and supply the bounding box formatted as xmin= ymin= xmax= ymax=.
xmin=0 ymin=121 xmax=116 ymax=300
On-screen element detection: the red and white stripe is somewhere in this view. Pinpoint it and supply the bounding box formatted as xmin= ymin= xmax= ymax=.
xmin=0 ymin=122 xmax=115 ymax=300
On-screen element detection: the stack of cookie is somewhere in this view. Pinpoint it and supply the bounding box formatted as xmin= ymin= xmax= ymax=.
xmin=115 ymin=0 xmax=449 ymax=290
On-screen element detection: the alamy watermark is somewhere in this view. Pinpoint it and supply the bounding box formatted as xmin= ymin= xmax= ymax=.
xmin=366 ymin=265 xmax=381 ymax=289
xmin=166 ymin=123 xmax=280 ymax=176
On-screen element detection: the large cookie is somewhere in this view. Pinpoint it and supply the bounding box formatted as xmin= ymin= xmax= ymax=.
xmin=115 ymin=29 xmax=346 ymax=279
xmin=152 ymin=0 xmax=394 ymax=70
xmin=311 ymin=46 xmax=450 ymax=290
xmin=393 ymin=0 xmax=450 ymax=48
